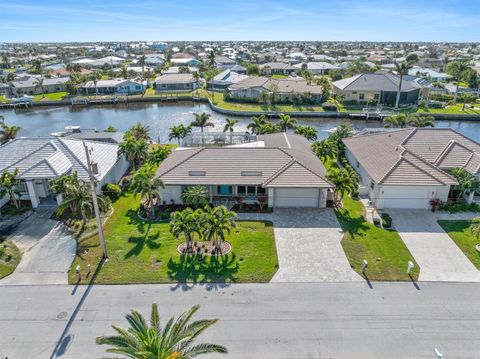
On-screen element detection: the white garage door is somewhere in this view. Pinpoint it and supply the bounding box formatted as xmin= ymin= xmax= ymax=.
xmin=379 ymin=188 xmax=431 ymax=209
xmin=274 ymin=188 xmax=319 ymax=208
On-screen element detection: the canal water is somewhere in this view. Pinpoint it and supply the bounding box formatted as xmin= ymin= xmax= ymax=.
xmin=1 ymin=102 xmax=480 ymax=143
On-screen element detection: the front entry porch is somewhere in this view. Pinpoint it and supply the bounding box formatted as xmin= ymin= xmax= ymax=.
xmin=18 ymin=178 xmax=59 ymax=209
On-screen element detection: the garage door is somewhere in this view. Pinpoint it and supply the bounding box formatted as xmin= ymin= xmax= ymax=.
xmin=379 ymin=188 xmax=431 ymax=209
xmin=274 ymin=188 xmax=319 ymax=208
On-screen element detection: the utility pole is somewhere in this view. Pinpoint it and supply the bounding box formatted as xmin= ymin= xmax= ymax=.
xmin=83 ymin=142 xmax=108 ymax=260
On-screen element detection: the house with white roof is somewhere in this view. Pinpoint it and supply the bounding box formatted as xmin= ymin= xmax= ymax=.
xmin=294 ymin=62 xmax=342 ymax=75
xmin=207 ymin=69 xmax=249 ymax=91
xmin=0 ymin=137 xmax=129 ymax=208
xmin=343 ymin=128 xmax=480 ymax=209
xmin=408 ymin=66 xmax=451 ymax=82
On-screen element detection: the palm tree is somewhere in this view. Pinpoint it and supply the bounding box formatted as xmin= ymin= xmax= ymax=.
xmin=312 ymin=139 xmax=337 ymax=162
xmin=247 ymin=115 xmax=267 ymax=135
xmin=96 ymin=304 xmax=227 ymax=358
xmin=450 ymin=168 xmax=480 ymax=204
xmin=408 ymin=114 xmax=435 ymax=128
xmin=207 ymin=50 xmax=216 ymax=68
xmin=170 ymin=208 xmax=201 ymax=251
xmin=181 ymin=185 xmax=209 ymax=208
xmin=223 ymin=118 xmax=239 ymax=143
xmin=0 ymin=117 xmax=21 ymax=145
xmin=120 ymin=64 xmax=129 ymax=79
xmin=327 ymin=167 xmax=359 ymax=204
xmin=0 ymin=169 xmax=21 ymax=209
xmin=139 ymin=54 xmax=146 ymax=79
xmin=88 ymin=71 xmax=102 ymax=95
xmin=131 ymin=164 xmax=164 ymax=213
xmin=169 ymin=124 xmax=192 ymax=144
xmin=33 ymin=77 xmax=45 ymax=98
xmin=257 ymin=122 xmax=280 ymax=135
xmin=383 ymin=114 xmax=409 ymax=128
xmin=148 ymin=145 xmax=172 ymax=166
xmin=278 ymin=114 xmax=297 ymax=132
xmin=294 ymin=125 xmax=317 ymax=141
xmin=126 ymin=123 xmax=151 ymax=141
xmin=191 ymin=113 xmax=214 ymax=133
xmin=447 ymin=60 xmax=470 ymax=103
xmin=118 ymin=136 xmax=148 ymax=171
xmin=394 ymin=61 xmax=414 ymax=109
xmin=202 ymin=205 xmax=236 ymax=253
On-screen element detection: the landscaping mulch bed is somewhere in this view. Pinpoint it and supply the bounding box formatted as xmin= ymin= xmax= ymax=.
xmin=231 ymin=204 xmax=272 ymax=213
xmin=177 ymin=241 xmax=232 ymax=256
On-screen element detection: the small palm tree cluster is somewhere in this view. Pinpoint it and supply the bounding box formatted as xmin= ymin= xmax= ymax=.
xmin=327 ymin=167 xmax=359 ymax=204
xmin=130 ymin=164 xmax=164 ymax=217
xmin=170 ymin=205 xmax=236 ymax=254
xmin=0 ymin=168 xmax=21 ymax=209
xmin=96 ymin=304 xmax=227 ymax=359
xmin=246 ymin=114 xmax=317 ymax=140
xmin=0 ymin=115 xmax=21 ymax=145
xmin=50 ymin=172 xmax=111 ymax=222
xmin=311 ymin=120 xmax=354 ymax=162
xmin=450 ymin=167 xmax=480 ymax=203
xmin=383 ymin=113 xmax=435 ymax=128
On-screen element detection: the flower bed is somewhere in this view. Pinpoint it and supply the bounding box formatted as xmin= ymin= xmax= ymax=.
xmin=177 ymin=241 xmax=232 ymax=256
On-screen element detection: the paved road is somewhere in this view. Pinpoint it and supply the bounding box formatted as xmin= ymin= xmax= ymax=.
xmin=0 ymin=210 xmax=76 ymax=285
xmin=390 ymin=209 xmax=480 ymax=282
xmin=239 ymin=208 xmax=361 ymax=282
xmin=1 ymin=282 xmax=480 ymax=358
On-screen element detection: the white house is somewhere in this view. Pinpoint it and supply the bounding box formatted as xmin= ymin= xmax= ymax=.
xmin=343 ymin=128 xmax=480 ymax=209
xmin=82 ymin=79 xmax=144 ymax=95
xmin=154 ymin=74 xmax=199 ymax=93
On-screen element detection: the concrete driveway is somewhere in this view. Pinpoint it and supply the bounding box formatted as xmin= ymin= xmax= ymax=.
xmin=388 ymin=209 xmax=480 ymax=282
xmin=239 ymin=208 xmax=362 ymax=282
xmin=0 ymin=209 xmax=76 ymax=285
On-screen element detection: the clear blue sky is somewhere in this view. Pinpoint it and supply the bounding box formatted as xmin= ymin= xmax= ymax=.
xmin=1 ymin=0 xmax=479 ymax=42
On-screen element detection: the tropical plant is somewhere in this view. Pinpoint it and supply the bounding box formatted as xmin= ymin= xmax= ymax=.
xmin=312 ymin=139 xmax=337 ymax=162
xmin=327 ymin=167 xmax=359 ymax=204
xmin=170 ymin=207 xmax=201 ymax=251
xmin=328 ymin=120 xmax=354 ymax=157
xmin=126 ymin=123 xmax=151 ymax=141
xmin=383 ymin=113 xmax=409 ymax=128
xmin=33 ymin=77 xmax=45 ymax=97
xmin=247 ymin=115 xmax=267 ymax=135
xmin=191 ymin=113 xmax=214 ymax=133
xmin=294 ymin=125 xmax=318 ymax=141
xmin=257 ymin=122 xmax=281 ymax=135
xmin=169 ymin=124 xmax=192 ymax=144
xmin=105 ymin=125 xmax=118 ymax=132
xmin=131 ymin=164 xmax=164 ymax=212
xmin=450 ymin=168 xmax=480 ymax=204
xmin=0 ymin=169 xmax=21 ymax=209
xmin=202 ymin=205 xmax=237 ymax=253
xmin=408 ymin=114 xmax=435 ymax=128
xmin=181 ymin=185 xmax=209 ymax=207
xmin=88 ymin=71 xmax=102 ymax=95
xmin=278 ymin=114 xmax=297 ymax=132
xmin=148 ymin=145 xmax=172 ymax=166
xmin=118 ymin=136 xmax=149 ymax=171
xmin=446 ymin=60 xmax=470 ymax=103
xmin=470 ymin=218 xmax=480 ymax=240
xmin=394 ymin=61 xmax=414 ymax=109
xmin=96 ymin=304 xmax=227 ymax=358
xmin=120 ymin=64 xmax=129 ymax=79
xmin=223 ymin=118 xmax=239 ymax=143
xmin=0 ymin=117 xmax=21 ymax=144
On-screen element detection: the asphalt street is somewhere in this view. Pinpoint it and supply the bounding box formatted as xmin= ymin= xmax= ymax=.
xmin=1 ymin=281 xmax=480 ymax=358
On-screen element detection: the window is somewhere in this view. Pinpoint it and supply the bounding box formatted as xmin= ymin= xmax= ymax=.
xmin=370 ymin=180 xmax=375 ymax=190
xmin=237 ymin=186 xmax=246 ymax=195
xmin=188 ymin=171 xmax=206 ymax=176
xmin=241 ymin=171 xmax=262 ymax=176
xmin=374 ymin=93 xmax=380 ymax=100
xmin=257 ymin=187 xmax=266 ymax=194
xmin=356 ymin=160 xmax=360 ymax=169
xmin=359 ymin=93 xmax=365 ymax=100
xmin=217 ymin=185 xmax=232 ymax=195
xmin=247 ymin=186 xmax=256 ymax=195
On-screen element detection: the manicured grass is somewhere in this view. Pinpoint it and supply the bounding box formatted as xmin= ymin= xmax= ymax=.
xmin=33 ymin=91 xmax=68 ymax=102
xmin=68 ymin=192 xmax=278 ymax=284
xmin=438 ymin=220 xmax=480 ymax=269
xmin=270 ymin=74 xmax=289 ymax=79
xmin=0 ymin=241 xmax=21 ymax=279
xmin=337 ymin=196 xmax=420 ymax=281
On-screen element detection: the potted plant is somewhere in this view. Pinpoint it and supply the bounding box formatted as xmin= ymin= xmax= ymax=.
xmin=429 ymin=198 xmax=441 ymax=212
xmin=257 ymin=195 xmax=268 ymax=211
xmin=234 ymin=195 xmax=244 ymax=210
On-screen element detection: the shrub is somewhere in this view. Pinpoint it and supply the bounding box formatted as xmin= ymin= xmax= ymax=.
xmin=322 ymin=102 xmax=338 ymax=111
xmin=380 ymin=213 xmax=392 ymax=228
xmin=373 ymin=218 xmax=381 ymax=227
xmin=102 ymin=183 xmax=121 ymax=200
xmin=439 ymin=202 xmax=480 ymax=213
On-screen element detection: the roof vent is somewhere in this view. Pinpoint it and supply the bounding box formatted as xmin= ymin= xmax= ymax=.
xmin=241 ymin=171 xmax=262 ymax=176
xmin=188 ymin=171 xmax=206 ymax=176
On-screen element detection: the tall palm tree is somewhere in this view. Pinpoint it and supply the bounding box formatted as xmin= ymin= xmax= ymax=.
xmin=96 ymin=304 xmax=227 ymax=358
xmin=327 ymin=167 xmax=358 ymax=204
xmin=294 ymin=125 xmax=318 ymax=141
xmin=33 ymin=77 xmax=45 ymax=98
xmin=120 ymin=64 xmax=129 ymax=79
xmin=408 ymin=114 xmax=435 ymax=128
xmin=118 ymin=136 xmax=149 ymax=171
xmin=207 ymin=50 xmax=216 ymax=69
xmin=0 ymin=169 xmax=21 ymax=209
xmin=278 ymin=114 xmax=297 ymax=132
xmin=394 ymin=61 xmax=414 ymax=109
xmin=312 ymin=139 xmax=337 ymax=162
xmin=202 ymin=205 xmax=236 ymax=253
xmin=247 ymin=115 xmax=267 ymax=135
xmin=191 ymin=113 xmax=214 ymax=133
xmin=170 ymin=207 xmax=201 ymax=251
xmin=223 ymin=118 xmax=239 ymax=143
xmin=139 ymin=54 xmax=146 ymax=79
xmin=126 ymin=123 xmax=151 ymax=141
xmin=447 ymin=60 xmax=470 ymax=103
xmin=0 ymin=117 xmax=21 ymax=145
xmin=169 ymin=124 xmax=192 ymax=145
xmin=88 ymin=71 xmax=102 ymax=95
xmin=131 ymin=164 xmax=164 ymax=213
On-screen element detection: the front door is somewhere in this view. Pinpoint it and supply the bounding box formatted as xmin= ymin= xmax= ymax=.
xmin=218 ymin=185 xmax=233 ymax=196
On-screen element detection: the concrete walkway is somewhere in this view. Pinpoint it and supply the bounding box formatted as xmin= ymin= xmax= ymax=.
xmin=0 ymin=209 xmax=76 ymax=285
xmin=239 ymin=208 xmax=362 ymax=282
xmin=389 ymin=209 xmax=480 ymax=282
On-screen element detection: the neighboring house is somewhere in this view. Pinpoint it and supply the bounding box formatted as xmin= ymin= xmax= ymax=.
xmin=207 ymin=69 xmax=249 ymax=91
xmin=154 ymin=74 xmax=200 ymax=93
xmin=343 ymin=128 xmax=480 ymax=209
xmin=66 ymin=131 xmax=125 ymax=144
xmin=294 ymin=62 xmax=342 ymax=75
xmin=50 ymin=67 xmax=92 ymax=77
xmin=0 ymin=83 xmax=10 ymax=96
xmin=259 ymin=62 xmax=298 ymax=75
xmin=90 ymin=56 xmax=125 ymax=67
xmin=228 ymin=76 xmax=323 ymax=103
xmin=170 ymin=53 xmax=201 ymax=67
xmin=332 ymin=73 xmax=422 ymax=105
xmin=408 ymin=66 xmax=451 ymax=82
xmin=82 ymin=79 xmax=144 ymax=95
xmin=156 ymin=133 xmax=333 ymax=209
xmin=10 ymin=77 xmax=70 ymax=96
xmin=162 ymin=66 xmax=197 ymax=74
xmin=0 ymin=137 xmax=129 ymax=209
xmin=444 ymin=83 xmax=479 ymax=96
xmin=214 ymin=55 xmax=236 ymax=69
xmin=230 ymin=64 xmax=247 ymax=74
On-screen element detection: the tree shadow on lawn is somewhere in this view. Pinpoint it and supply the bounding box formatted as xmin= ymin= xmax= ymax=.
xmin=167 ymin=252 xmax=239 ymax=292
xmin=125 ymin=208 xmax=159 ymax=233
xmin=124 ymin=222 xmax=161 ymax=259
xmin=335 ymin=209 xmax=370 ymax=237
xmin=75 ymin=236 xmax=100 ymax=261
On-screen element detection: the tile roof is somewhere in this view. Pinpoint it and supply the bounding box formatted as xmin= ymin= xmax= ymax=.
xmin=229 ymin=76 xmax=323 ymax=95
xmin=156 ymin=133 xmax=332 ymax=188
xmin=332 ymin=73 xmax=421 ymax=92
xmin=343 ymin=128 xmax=480 ymax=186
xmin=154 ymin=73 xmax=196 ymax=84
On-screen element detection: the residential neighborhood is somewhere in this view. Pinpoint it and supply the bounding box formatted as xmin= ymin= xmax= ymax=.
xmin=1 ymin=0 xmax=480 ymax=358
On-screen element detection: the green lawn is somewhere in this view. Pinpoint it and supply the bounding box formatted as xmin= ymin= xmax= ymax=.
xmin=438 ymin=220 xmax=480 ymax=269
xmin=33 ymin=91 xmax=68 ymax=102
xmin=270 ymin=74 xmax=289 ymax=79
xmin=338 ymin=196 xmax=420 ymax=281
xmin=68 ymin=192 xmax=278 ymax=284
xmin=0 ymin=241 xmax=21 ymax=279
